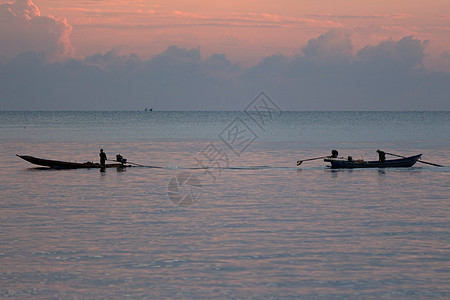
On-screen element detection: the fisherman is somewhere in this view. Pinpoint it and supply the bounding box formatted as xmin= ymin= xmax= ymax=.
xmin=331 ymin=149 xmax=339 ymax=158
xmin=377 ymin=149 xmax=386 ymax=162
xmin=99 ymin=149 xmax=107 ymax=165
xmin=116 ymin=154 xmax=127 ymax=164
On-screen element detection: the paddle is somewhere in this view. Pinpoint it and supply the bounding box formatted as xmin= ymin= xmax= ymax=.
xmin=384 ymin=151 xmax=444 ymax=167
xmin=297 ymin=156 xmax=327 ymax=166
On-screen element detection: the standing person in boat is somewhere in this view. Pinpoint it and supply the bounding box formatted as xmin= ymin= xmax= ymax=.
xmin=331 ymin=150 xmax=339 ymax=158
xmin=377 ymin=149 xmax=386 ymax=162
xmin=99 ymin=149 xmax=107 ymax=165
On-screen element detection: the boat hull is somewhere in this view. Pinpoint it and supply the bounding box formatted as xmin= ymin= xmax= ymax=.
xmin=324 ymin=154 xmax=422 ymax=169
xmin=17 ymin=155 xmax=129 ymax=169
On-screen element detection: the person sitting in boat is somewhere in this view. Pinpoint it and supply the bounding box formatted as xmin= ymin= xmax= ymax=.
xmin=377 ymin=149 xmax=386 ymax=162
xmin=116 ymin=154 xmax=127 ymax=164
xmin=99 ymin=149 xmax=107 ymax=165
xmin=331 ymin=149 xmax=339 ymax=158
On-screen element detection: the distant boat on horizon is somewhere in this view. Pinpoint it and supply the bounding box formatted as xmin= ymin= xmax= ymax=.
xmin=144 ymin=108 xmax=153 ymax=112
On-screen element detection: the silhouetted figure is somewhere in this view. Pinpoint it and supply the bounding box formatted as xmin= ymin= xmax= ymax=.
xmin=116 ymin=154 xmax=127 ymax=164
xmin=331 ymin=150 xmax=339 ymax=158
xmin=99 ymin=149 xmax=107 ymax=165
xmin=377 ymin=149 xmax=386 ymax=163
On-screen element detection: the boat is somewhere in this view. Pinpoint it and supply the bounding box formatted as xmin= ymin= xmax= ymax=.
xmin=17 ymin=155 xmax=130 ymax=169
xmin=324 ymin=154 xmax=422 ymax=169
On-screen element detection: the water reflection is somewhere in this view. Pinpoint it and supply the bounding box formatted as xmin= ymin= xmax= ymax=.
xmin=378 ymin=169 xmax=386 ymax=176
xmin=329 ymin=168 xmax=340 ymax=179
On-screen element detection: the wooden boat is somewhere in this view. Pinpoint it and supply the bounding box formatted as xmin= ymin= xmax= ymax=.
xmin=324 ymin=154 xmax=422 ymax=169
xmin=17 ymin=155 xmax=130 ymax=169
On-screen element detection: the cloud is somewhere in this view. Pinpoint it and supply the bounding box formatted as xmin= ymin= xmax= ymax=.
xmin=1 ymin=32 xmax=449 ymax=111
xmin=165 ymin=11 xmax=343 ymax=30
xmin=302 ymin=29 xmax=353 ymax=63
xmin=356 ymin=36 xmax=426 ymax=71
xmin=243 ymin=34 xmax=448 ymax=110
xmin=225 ymin=12 xmax=342 ymax=29
xmin=0 ymin=0 xmax=74 ymax=61
xmin=63 ymin=7 xmax=342 ymax=31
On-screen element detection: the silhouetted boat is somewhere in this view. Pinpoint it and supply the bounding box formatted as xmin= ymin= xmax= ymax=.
xmin=324 ymin=154 xmax=422 ymax=169
xmin=17 ymin=155 xmax=130 ymax=169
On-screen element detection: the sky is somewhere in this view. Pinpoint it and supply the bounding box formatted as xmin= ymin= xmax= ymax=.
xmin=0 ymin=0 xmax=449 ymax=110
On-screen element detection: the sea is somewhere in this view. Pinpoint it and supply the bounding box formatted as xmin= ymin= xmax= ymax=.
xmin=0 ymin=110 xmax=449 ymax=299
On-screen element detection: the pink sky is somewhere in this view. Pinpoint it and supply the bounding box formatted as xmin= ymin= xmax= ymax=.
xmin=17 ymin=0 xmax=447 ymax=70
xmin=1 ymin=0 xmax=450 ymax=110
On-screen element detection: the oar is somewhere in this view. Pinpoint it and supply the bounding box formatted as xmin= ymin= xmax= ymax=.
xmin=384 ymin=151 xmax=444 ymax=167
xmin=297 ymin=156 xmax=327 ymax=166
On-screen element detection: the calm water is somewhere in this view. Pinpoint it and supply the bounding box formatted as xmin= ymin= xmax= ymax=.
xmin=0 ymin=111 xmax=449 ymax=298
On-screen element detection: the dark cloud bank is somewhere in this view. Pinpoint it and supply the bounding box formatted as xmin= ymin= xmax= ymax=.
xmin=1 ymin=30 xmax=450 ymax=110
